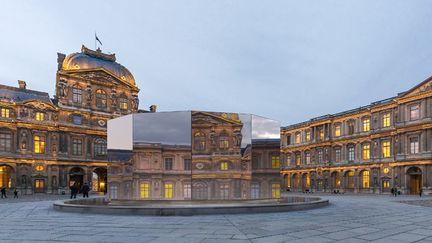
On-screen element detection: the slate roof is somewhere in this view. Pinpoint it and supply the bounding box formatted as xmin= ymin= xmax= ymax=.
xmin=0 ymin=84 xmax=51 ymax=102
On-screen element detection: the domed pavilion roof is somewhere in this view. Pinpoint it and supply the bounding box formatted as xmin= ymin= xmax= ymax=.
xmin=61 ymin=45 xmax=136 ymax=87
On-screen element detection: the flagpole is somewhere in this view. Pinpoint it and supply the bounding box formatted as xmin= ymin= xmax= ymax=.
xmin=95 ymin=32 xmax=97 ymax=50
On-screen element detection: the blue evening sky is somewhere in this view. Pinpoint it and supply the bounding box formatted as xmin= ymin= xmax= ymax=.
xmin=1 ymin=1 xmax=432 ymax=125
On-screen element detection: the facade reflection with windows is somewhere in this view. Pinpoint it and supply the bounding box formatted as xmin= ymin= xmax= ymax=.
xmin=107 ymin=111 xmax=281 ymax=200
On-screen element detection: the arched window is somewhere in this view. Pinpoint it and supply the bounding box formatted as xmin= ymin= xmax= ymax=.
xmin=72 ymin=85 xmax=82 ymax=104
xmin=94 ymin=138 xmax=107 ymax=156
xmin=0 ymin=166 xmax=12 ymax=188
xmin=194 ymin=132 xmax=206 ymax=151
xmin=346 ymin=171 xmax=354 ymax=189
xmin=96 ymin=89 xmax=107 ymax=108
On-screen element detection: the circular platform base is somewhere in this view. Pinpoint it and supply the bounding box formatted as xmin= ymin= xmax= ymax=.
xmin=53 ymin=196 xmax=329 ymax=216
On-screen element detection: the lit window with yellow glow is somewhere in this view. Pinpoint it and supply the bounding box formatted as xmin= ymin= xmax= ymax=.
xmin=319 ymin=129 xmax=324 ymax=140
xmin=362 ymin=144 xmax=370 ymax=160
xmin=363 ymin=118 xmax=370 ymax=132
xmin=35 ymin=165 xmax=44 ymax=171
xmin=295 ymin=154 xmax=301 ymax=166
xmin=382 ymin=141 xmax=391 ymax=158
xmin=271 ymin=183 xmax=280 ymax=199
xmin=220 ymin=162 xmax=228 ymax=171
xmin=383 ymin=181 xmax=390 ymax=188
xmin=305 ymin=174 xmax=310 ymax=189
xmin=34 ymin=135 xmax=45 ymax=154
xmin=295 ymin=132 xmax=301 ymax=144
xmin=119 ymin=99 xmax=128 ymax=110
xmin=164 ymin=183 xmax=173 ymax=199
xmin=140 ymin=182 xmax=150 ymax=199
xmin=271 ymin=156 xmax=280 ymax=168
xmin=334 ymin=124 xmax=341 ymax=137
xmin=35 ymin=112 xmax=44 ymax=121
xmin=1 ymin=108 xmax=10 ymax=118
xmin=305 ymin=131 xmax=311 ymax=142
xmin=35 ymin=179 xmax=44 ymax=189
xmin=382 ymin=113 xmax=391 ymax=127
xmin=219 ymin=138 xmax=229 ymax=149
xmin=362 ymin=170 xmax=369 ymax=188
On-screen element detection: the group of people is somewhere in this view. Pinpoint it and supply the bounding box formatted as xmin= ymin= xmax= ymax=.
xmin=69 ymin=182 xmax=90 ymax=199
xmin=1 ymin=187 xmax=19 ymax=199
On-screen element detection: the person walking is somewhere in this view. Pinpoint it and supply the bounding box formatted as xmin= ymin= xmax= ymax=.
xmin=81 ymin=182 xmax=90 ymax=198
xmin=1 ymin=187 xmax=7 ymax=198
xmin=13 ymin=189 xmax=18 ymax=198
xmin=419 ymin=188 xmax=423 ymax=197
xmin=70 ymin=183 xmax=78 ymax=199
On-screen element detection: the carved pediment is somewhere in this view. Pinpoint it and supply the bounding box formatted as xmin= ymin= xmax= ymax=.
xmin=192 ymin=111 xmax=242 ymax=126
xmin=399 ymin=78 xmax=432 ymax=98
xmin=22 ymin=100 xmax=57 ymax=111
xmin=70 ymin=70 xmax=120 ymax=85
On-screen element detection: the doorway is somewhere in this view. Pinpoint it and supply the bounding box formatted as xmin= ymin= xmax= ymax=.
xmin=407 ymin=167 xmax=422 ymax=195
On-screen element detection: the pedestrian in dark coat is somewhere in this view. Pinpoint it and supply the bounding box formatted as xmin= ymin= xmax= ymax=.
xmin=81 ymin=183 xmax=90 ymax=198
xmin=1 ymin=187 xmax=6 ymax=198
xmin=13 ymin=189 xmax=18 ymax=198
xmin=419 ymin=188 xmax=423 ymax=197
xmin=70 ymin=183 xmax=78 ymax=199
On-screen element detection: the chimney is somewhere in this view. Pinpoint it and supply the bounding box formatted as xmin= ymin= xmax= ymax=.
xmin=18 ymin=80 xmax=26 ymax=89
xmin=149 ymin=105 xmax=157 ymax=112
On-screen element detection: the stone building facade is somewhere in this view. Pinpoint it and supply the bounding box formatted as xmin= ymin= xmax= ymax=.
xmin=281 ymin=77 xmax=432 ymax=195
xmin=0 ymin=45 xmax=140 ymax=194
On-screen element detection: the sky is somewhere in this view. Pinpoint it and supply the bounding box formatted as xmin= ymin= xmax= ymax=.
xmin=1 ymin=1 xmax=432 ymax=126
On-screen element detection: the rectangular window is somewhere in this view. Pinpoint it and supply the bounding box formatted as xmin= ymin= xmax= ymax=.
xmin=251 ymin=183 xmax=260 ymax=199
xmin=305 ymin=152 xmax=311 ymax=164
xmin=382 ymin=113 xmax=391 ymax=127
xmin=348 ymin=146 xmax=355 ymax=161
xmin=139 ymin=182 xmax=150 ymax=199
xmin=34 ymin=135 xmax=45 ymax=154
xmin=409 ymin=104 xmax=420 ymax=120
xmin=72 ymin=88 xmax=82 ymax=103
xmin=164 ymin=158 xmax=173 ymax=170
xmin=72 ymin=138 xmax=83 ymax=156
xmin=295 ymin=154 xmax=301 ymax=166
xmin=334 ymin=124 xmax=341 ymax=137
xmin=1 ymin=108 xmax=10 ymax=118
xmin=184 ymin=159 xmax=191 ymax=171
xmin=362 ymin=171 xmax=370 ymax=188
xmin=382 ymin=141 xmax=391 ymax=158
xmin=220 ymin=162 xmax=228 ymax=171
xmin=183 ymin=184 xmax=191 ymax=199
xmin=319 ymin=129 xmax=324 ymax=140
xmin=164 ymin=183 xmax=173 ymax=199
xmin=410 ymin=137 xmax=419 ymax=154
xmin=110 ymin=185 xmax=118 ymax=199
xmin=305 ymin=131 xmax=311 ymax=142
xmin=348 ymin=122 xmax=355 ymax=135
xmin=317 ymin=150 xmax=323 ymax=163
xmin=0 ymin=132 xmax=11 ymax=152
xmin=362 ymin=144 xmax=370 ymax=160
xmin=271 ymin=183 xmax=280 ymax=199
xmin=363 ymin=118 xmax=370 ymax=132
xmin=219 ymin=138 xmax=229 ymax=149
xmin=271 ymin=156 xmax=280 ymax=169
xmin=295 ymin=133 xmax=301 ymax=144
xmin=35 ymin=112 xmax=44 ymax=121
xmin=286 ymin=135 xmax=291 ymax=145
xmin=383 ymin=181 xmax=390 ymax=188
xmin=286 ymin=154 xmax=291 ymax=166
xmin=119 ymin=99 xmax=128 ymax=110
xmin=219 ymin=184 xmax=229 ymax=199
xmin=335 ymin=148 xmax=341 ymax=162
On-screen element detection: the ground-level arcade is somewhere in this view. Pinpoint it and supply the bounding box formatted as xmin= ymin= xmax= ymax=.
xmin=281 ymin=160 xmax=432 ymax=195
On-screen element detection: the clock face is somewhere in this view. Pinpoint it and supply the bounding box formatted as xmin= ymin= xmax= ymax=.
xmin=98 ymin=120 xmax=106 ymax=127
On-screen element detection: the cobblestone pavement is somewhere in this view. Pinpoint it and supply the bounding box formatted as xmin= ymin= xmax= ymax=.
xmin=0 ymin=194 xmax=432 ymax=243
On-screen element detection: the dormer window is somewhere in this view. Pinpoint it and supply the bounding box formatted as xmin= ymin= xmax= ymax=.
xmin=1 ymin=108 xmax=10 ymax=118
xmin=35 ymin=112 xmax=44 ymax=121
xmin=96 ymin=89 xmax=107 ymax=108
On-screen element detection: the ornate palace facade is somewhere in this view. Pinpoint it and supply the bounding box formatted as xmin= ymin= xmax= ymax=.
xmin=0 ymin=46 xmax=139 ymax=194
xmin=281 ymin=77 xmax=432 ymax=195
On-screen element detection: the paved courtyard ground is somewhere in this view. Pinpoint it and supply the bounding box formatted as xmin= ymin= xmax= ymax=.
xmin=0 ymin=193 xmax=431 ymax=243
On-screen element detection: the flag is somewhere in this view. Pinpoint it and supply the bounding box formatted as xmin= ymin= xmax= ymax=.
xmin=95 ymin=33 xmax=103 ymax=46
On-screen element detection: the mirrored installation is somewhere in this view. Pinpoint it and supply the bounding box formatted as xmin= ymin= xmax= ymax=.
xmin=107 ymin=111 xmax=280 ymax=201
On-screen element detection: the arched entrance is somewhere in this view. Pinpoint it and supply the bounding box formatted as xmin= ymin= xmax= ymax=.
xmin=345 ymin=170 xmax=355 ymax=191
xmin=407 ymin=167 xmax=422 ymax=195
xmin=292 ymin=173 xmax=299 ymax=191
xmin=69 ymin=167 xmax=85 ymax=189
xmin=331 ymin=171 xmax=340 ymax=190
xmin=92 ymin=167 xmax=107 ymax=193
xmin=302 ymin=173 xmax=310 ymax=192
xmin=0 ymin=165 xmax=13 ymax=188
xmin=283 ymin=174 xmax=290 ymax=191
xmin=192 ymin=182 xmax=208 ymax=200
